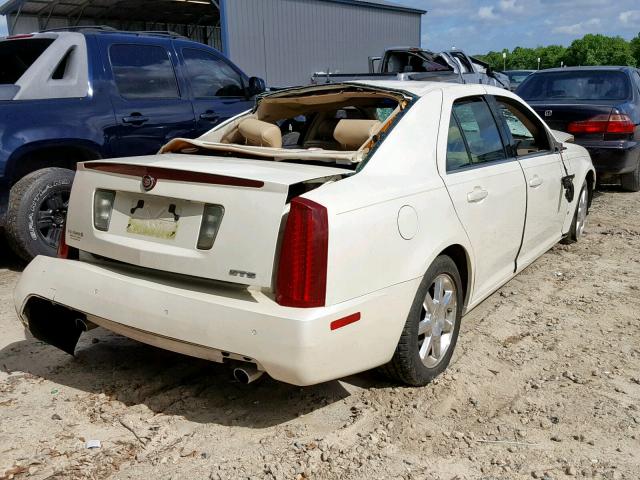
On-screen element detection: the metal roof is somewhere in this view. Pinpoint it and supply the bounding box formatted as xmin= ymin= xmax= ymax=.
xmin=318 ymin=0 xmax=425 ymax=14
xmin=0 ymin=0 xmax=220 ymax=25
xmin=0 ymin=0 xmax=425 ymax=20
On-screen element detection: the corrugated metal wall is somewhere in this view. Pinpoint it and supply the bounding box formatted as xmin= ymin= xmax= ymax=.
xmin=224 ymin=0 xmax=421 ymax=87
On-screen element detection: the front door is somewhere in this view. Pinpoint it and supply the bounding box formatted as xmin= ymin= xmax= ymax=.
xmin=440 ymin=96 xmax=527 ymax=303
xmin=179 ymin=46 xmax=254 ymax=136
xmin=100 ymin=39 xmax=196 ymax=157
xmin=492 ymin=95 xmax=567 ymax=268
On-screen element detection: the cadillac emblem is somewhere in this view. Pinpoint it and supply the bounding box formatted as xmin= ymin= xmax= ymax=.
xmin=544 ymin=110 xmax=553 ymax=117
xmin=141 ymin=174 xmax=156 ymax=191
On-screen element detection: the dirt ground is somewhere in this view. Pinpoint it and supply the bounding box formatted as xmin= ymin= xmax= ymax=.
xmin=0 ymin=188 xmax=639 ymax=480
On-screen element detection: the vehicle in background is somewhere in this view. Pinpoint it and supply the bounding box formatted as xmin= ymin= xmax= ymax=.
xmin=14 ymin=81 xmax=594 ymax=387
xmin=311 ymin=47 xmax=510 ymax=89
xmin=0 ymin=27 xmax=265 ymax=260
xmin=517 ymin=67 xmax=640 ymax=191
xmin=504 ymin=70 xmax=535 ymax=91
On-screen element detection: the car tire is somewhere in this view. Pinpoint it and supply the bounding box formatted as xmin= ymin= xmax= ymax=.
xmin=5 ymin=168 xmax=75 ymax=261
xmin=620 ymin=161 xmax=640 ymax=192
xmin=382 ymin=255 xmax=463 ymax=386
xmin=561 ymin=180 xmax=588 ymax=245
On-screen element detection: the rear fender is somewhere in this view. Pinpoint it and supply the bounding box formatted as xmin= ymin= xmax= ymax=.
xmin=5 ymin=139 xmax=102 ymax=183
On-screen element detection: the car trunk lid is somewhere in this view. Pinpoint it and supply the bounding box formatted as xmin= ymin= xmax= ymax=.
xmin=528 ymin=102 xmax=615 ymax=133
xmin=67 ymin=154 xmax=350 ymax=288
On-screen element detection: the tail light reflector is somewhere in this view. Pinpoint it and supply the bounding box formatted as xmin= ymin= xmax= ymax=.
xmin=57 ymin=226 xmax=79 ymax=260
xmin=93 ymin=189 xmax=116 ymax=231
xmin=567 ymin=113 xmax=635 ymax=135
xmin=276 ymin=197 xmax=328 ymax=308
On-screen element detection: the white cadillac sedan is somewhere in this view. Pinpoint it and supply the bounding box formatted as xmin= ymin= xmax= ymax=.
xmin=14 ymin=81 xmax=595 ymax=386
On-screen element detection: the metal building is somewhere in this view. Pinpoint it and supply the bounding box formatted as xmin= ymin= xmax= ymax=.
xmin=0 ymin=0 xmax=425 ymax=86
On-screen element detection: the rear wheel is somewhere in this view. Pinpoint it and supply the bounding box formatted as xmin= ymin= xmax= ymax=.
xmin=5 ymin=168 xmax=74 ymax=261
xmin=562 ymin=180 xmax=588 ymax=244
xmin=620 ymin=161 xmax=640 ymax=192
xmin=382 ymin=255 xmax=463 ymax=386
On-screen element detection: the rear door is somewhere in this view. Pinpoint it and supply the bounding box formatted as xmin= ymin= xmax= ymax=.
xmin=440 ymin=94 xmax=527 ymax=302
xmin=177 ymin=45 xmax=253 ymax=136
xmin=99 ymin=37 xmax=196 ymax=156
xmin=491 ymin=95 xmax=567 ymax=268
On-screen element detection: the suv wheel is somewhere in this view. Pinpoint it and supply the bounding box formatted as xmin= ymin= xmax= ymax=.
xmin=6 ymin=168 xmax=75 ymax=261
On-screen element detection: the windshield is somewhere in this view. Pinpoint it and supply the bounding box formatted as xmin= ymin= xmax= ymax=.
xmin=517 ymin=70 xmax=630 ymax=101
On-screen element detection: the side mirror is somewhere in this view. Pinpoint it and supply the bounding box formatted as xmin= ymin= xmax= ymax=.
xmin=247 ymin=77 xmax=266 ymax=96
xmin=486 ymin=66 xmax=494 ymax=75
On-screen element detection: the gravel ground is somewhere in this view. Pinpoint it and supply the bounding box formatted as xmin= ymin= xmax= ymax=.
xmin=0 ymin=188 xmax=639 ymax=480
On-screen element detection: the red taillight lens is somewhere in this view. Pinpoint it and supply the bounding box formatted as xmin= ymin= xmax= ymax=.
xmin=57 ymin=226 xmax=78 ymax=260
xmin=567 ymin=114 xmax=609 ymax=134
xmin=605 ymin=113 xmax=635 ymax=134
xmin=567 ymin=113 xmax=635 ymax=135
xmin=276 ymin=197 xmax=328 ymax=308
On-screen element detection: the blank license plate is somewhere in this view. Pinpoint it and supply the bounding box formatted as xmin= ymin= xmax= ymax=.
xmin=127 ymin=201 xmax=179 ymax=240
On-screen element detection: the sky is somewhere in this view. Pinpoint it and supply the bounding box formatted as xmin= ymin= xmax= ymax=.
xmin=0 ymin=0 xmax=638 ymax=55
xmin=408 ymin=0 xmax=640 ymax=54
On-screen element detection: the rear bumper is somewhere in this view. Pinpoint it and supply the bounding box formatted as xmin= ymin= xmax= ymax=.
xmin=576 ymin=140 xmax=640 ymax=175
xmin=14 ymin=256 xmax=418 ymax=386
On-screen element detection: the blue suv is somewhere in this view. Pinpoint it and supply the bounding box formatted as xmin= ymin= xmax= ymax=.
xmin=0 ymin=27 xmax=265 ymax=260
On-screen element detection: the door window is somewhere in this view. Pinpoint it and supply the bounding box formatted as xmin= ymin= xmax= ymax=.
xmin=494 ymin=97 xmax=551 ymax=156
xmin=447 ymin=98 xmax=506 ymax=171
xmin=110 ymin=44 xmax=179 ymax=99
xmin=183 ymin=48 xmax=244 ymax=98
xmin=446 ymin=115 xmax=472 ymax=171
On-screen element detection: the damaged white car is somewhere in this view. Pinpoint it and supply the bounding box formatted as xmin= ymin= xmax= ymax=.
xmin=14 ymin=82 xmax=595 ymax=386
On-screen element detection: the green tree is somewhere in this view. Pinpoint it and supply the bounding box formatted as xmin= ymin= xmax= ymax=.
xmin=630 ymin=33 xmax=640 ymax=67
xmin=539 ymin=45 xmax=567 ymax=69
xmin=475 ymin=50 xmax=507 ymax=70
xmin=563 ymin=34 xmax=635 ymax=66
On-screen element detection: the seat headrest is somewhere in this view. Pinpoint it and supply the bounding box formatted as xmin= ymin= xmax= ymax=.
xmin=238 ymin=118 xmax=282 ymax=148
xmin=333 ymin=119 xmax=381 ymax=150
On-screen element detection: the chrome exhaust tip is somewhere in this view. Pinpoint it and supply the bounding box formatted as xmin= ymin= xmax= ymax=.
xmin=233 ymin=366 xmax=263 ymax=384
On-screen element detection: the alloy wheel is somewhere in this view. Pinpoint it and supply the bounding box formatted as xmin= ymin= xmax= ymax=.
xmin=418 ymin=273 xmax=458 ymax=368
xmin=575 ymin=187 xmax=588 ymax=238
xmin=36 ymin=190 xmax=70 ymax=248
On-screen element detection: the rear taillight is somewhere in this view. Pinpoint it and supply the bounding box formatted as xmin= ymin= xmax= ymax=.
xmin=605 ymin=113 xmax=635 ymax=134
xmin=567 ymin=113 xmax=635 ymax=135
xmin=57 ymin=226 xmax=78 ymax=260
xmin=276 ymin=197 xmax=328 ymax=308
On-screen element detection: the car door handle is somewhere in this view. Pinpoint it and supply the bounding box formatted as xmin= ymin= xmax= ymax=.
xmin=529 ymin=176 xmax=543 ymax=188
xmin=199 ymin=111 xmax=219 ymax=121
xmin=122 ymin=113 xmax=149 ymax=125
xmin=466 ymin=187 xmax=489 ymax=203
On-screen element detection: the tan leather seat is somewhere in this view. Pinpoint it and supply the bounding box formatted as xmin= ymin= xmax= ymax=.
xmin=333 ymin=119 xmax=381 ymax=150
xmin=303 ymin=118 xmax=339 ymax=150
xmin=237 ymin=118 xmax=282 ymax=148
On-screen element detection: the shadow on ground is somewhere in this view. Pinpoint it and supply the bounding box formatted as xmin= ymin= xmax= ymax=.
xmin=0 ymin=234 xmax=25 ymax=272
xmin=0 ymin=327 xmax=392 ymax=429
